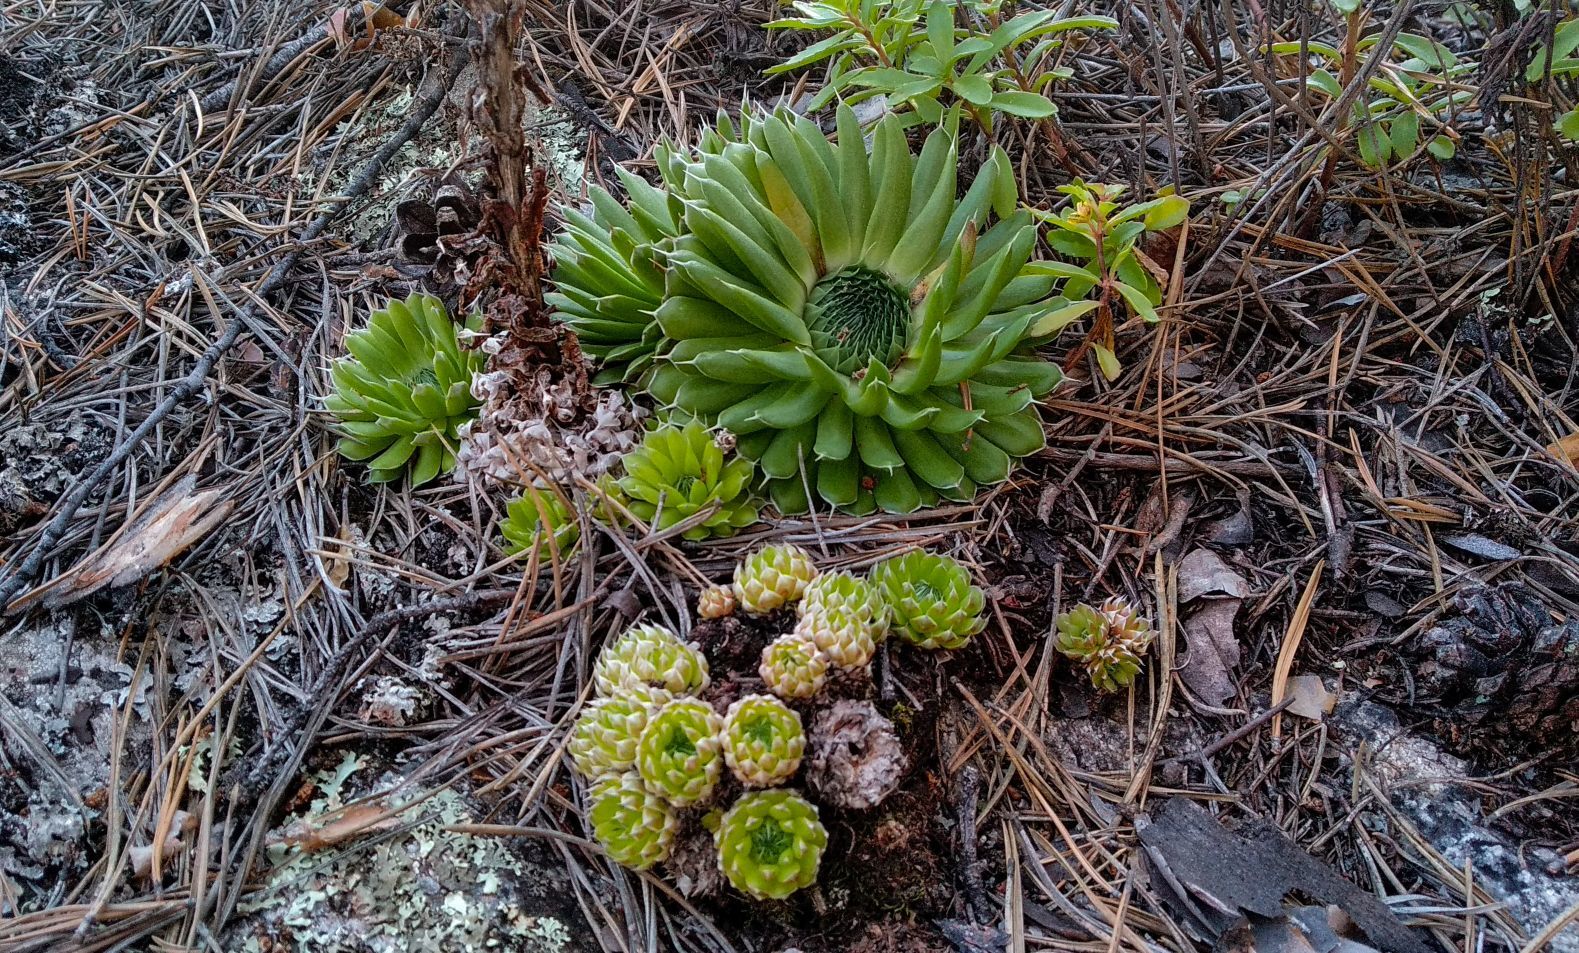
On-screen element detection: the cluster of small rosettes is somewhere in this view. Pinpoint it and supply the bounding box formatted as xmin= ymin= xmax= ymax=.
xmin=1054 ymin=596 xmax=1155 ymax=692
xmin=570 ymin=619 xmax=822 ymax=897
xmin=710 ymin=544 xmax=987 ymax=701
xmin=573 ymin=544 xmax=987 ymax=900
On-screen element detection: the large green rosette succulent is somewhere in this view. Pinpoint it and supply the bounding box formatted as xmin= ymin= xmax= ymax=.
xmin=327 ymin=292 xmax=485 ymax=485
xmin=642 ymin=107 xmax=1064 ymax=514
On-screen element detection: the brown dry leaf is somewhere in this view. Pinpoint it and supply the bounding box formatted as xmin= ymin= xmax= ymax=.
xmin=1177 ymin=548 xmax=1250 ymax=602
xmin=1284 ymin=675 xmax=1337 ymax=722
xmin=1176 ymin=549 xmax=1252 ymax=707
xmin=1547 ymin=432 xmax=1579 ymax=469
xmin=8 ymin=477 xmax=233 ymax=613
xmin=323 ymin=526 xmax=355 ymax=589
xmin=1179 ymin=598 xmax=1243 ymax=707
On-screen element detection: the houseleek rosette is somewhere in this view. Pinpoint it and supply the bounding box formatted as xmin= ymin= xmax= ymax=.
xmin=871 ymin=549 xmax=986 ymax=650
xmin=1056 ymin=597 xmax=1154 ymax=692
xmin=327 ymin=292 xmax=485 ymax=485
xmin=799 ymin=570 xmax=887 ymax=631
xmin=639 ymin=107 xmax=1063 ymax=514
xmin=733 ymin=543 xmax=819 ymax=614
xmin=499 ymin=486 xmax=579 ymax=561
xmin=714 ymin=790 xmax=827 ymax=900
xmin=588 ymin=772 xmax=678 ymax=870
xmin=569 ymin=693 xmax=668 ymax=780
xmin=722 ymin=694 xmax=806 ymax=788
xmin=593 ymin=623 xmax=710 ymax=697
xmin=758 ymin=634 xmax=830 ymax=700
xmin=794 ymin=604 xmax=879 ymax=670
xmin=615 ymin=419 xmax=760 ymax=540
xmin=635 ymin=698 xmax=725 ymax=806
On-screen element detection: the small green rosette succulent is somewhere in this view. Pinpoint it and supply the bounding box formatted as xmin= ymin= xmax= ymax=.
xmin=593 ymin=623 xmax=710 ymax=697
xmin=722 ymin=694 xmax=806 ymax=788
xmin=569 ymin=693 xmax=668 ymax=780
xmin=636 ymin=698 xmax=725 ymax=806
xmin=871 ymin=550 xmax=986 ymax=650
xmin=733 ymin=544 xmax=819 ymax=614
xmin=326 ymin=292 xmax=485 ymax=485
xmin=1055 ymin=597 xmax=1154 ymax=692
xmin=499 ymin=486 xmax=579 ymax=561
xmin=615 ymin=419 xmax=760 ymax=541
xmin=715 ymin=790 xmax=828 ymax=900
xmin=588 ymin=772 xmax=678 ymax=870
xmin=794 ymin=605 xmax=879 ymax=670
xmin=593 ymin=621 xmax=710 ymax=697
xmin=758 ymin=634 xmax=831 ymax=700
xmin=798 ymin=570 xmax=888 ymax=631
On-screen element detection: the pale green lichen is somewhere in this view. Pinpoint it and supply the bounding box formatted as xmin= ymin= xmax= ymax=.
xmin=233 ymin=757 xmax=584 ymax=952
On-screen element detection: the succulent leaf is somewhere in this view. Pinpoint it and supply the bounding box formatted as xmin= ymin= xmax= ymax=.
xmin=759 ymin=634 xmax=831 ymax=700
xmin=499 ymin=486 xmax=580 ymax=561
xmin=733 ymin=544 xmax=819 ymax=614
xmin=870 ymin=550 xmax=986 ymax=649
xmin=328 ymin=293 xmax=485 ymax=485
xmin=593 ymin=623 xmax=710 ymax=697
xmin=588 ymin=772 xmax=678 ymax=870
xmin=635 ymin=698 xmax=725 ymax=806
xmin=1055 ymin=597 xmax=1154 ymax=692
xmin=714 ymin=790 xmax=827 ymax=900
xmin=615 ymin=419 xmax=761 ymax=541
xmin=722 ymin=694 xmax=806 ymax=788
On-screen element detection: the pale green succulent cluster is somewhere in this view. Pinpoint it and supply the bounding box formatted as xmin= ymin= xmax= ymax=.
xmin=569 ymin=617 xmax=824 ymax=897
xmin=572 ymin=622 xmax=710 ymax=869
xmin=1055 ymin=596 xmax=1154 ymax=692
xmin=327 ymin=292 xmax=485 ymax=485
xmin=614 ymin=418 xmax=760 ymax=540
xmin=549 ymin=106 xmax=1064 ymax=515
xmin=574 ymin=544 xmax=988 ymax=898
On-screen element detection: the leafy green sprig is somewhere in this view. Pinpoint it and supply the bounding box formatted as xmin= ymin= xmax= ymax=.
xmin=766 ymin=0 xmax=1114 ymax=130
xmin=1024 ymin=182 xmax=1189 ymax=380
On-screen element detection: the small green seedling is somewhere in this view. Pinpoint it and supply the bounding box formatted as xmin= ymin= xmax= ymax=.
xmin=767 ymin=0 xmax=1114 ymax=129
xmin=1023 ymin=182 xmax=1189 ymax=380
xmin=1268 ymin=31 xmax=1470 ymax=167
xmin=1527 ymin=18 xmax=1579 ymax=142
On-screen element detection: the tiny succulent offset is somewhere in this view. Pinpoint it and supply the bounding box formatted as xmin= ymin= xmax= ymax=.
xmin=1055 ymin=596 xmax=1154 ymax=692
xmin=614 ymin=419 xmax=760 ymax=541
xmin=871 ymin=549 xmax=986 ymax=649
xmin=327 ymin=292 xmax=485 ymax=485
xmin=499 ymin=486 xmax=579 ymax=561
xmin=571 ymin=543 xmax=986 ymax=900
